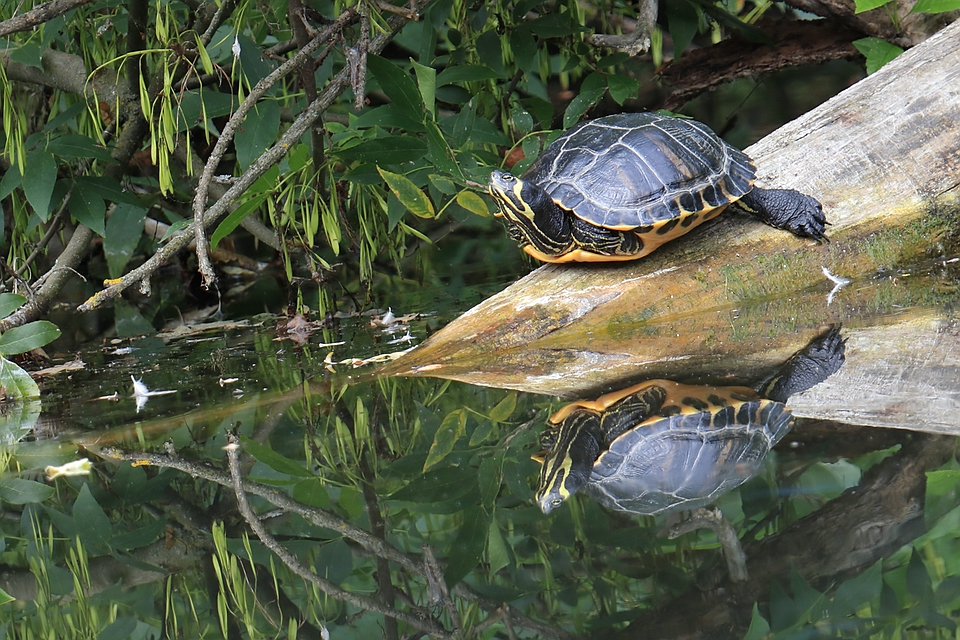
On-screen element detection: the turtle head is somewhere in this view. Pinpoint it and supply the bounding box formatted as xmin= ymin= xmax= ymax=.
xmin=533 ymin=412 xmax=602 ymax=515
xmin=488 ymin=170 xmax=571 ymax=258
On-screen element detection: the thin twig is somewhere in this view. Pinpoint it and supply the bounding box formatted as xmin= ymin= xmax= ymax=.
xmin=223 ymin=435 xmax=452 ymax=639
xmin=191 ymin=7 xmax=358 ymax=289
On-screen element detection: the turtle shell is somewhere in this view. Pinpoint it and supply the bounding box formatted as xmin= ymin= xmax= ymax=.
xmin=524 ymin=113 xmax=756 ymax=231
xmin=577 ymin=380 xmax=794 ymax=515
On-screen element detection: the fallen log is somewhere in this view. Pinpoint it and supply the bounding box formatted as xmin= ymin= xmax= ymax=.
xmin=381 ymin=20 xmax=960 ymax=433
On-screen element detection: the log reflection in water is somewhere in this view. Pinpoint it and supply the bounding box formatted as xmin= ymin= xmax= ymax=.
xmin=603 ymin=432 xmax=955 ymax=640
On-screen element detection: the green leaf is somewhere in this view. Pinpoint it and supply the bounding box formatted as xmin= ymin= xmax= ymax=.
xmin=488 ymin=393 xmax=517 ymax=423
xmin=9 ymin=43 xmax=44 ymax=70
xmin=114 ymin=299 xmax=155 ymax=337
xmin=293 ymin=479 xmax=330 ymax=508
xmin=486 ymin=519 xmax=510 ymax=575
xmin=96 ymin=616 xmax=138 ymax=640
xmin=906 ymin=548 xmax=934 ymax=600
xmin=70 ymin=179 xmax=106 ymax=236
xmin=606 ymin=74 xmax=641 ymax=105
xmin=241 ymin=435 xmax=312 ymax=478
xmin=367 ymin=56 xmax=424 ymax=121
xmin=0 ymin=165 xmax=22 ymax=200
xmin=337 ymin=136 xmax=428 ymax=164
xmin=880 ymin=580 xmax=900 ymax=617
xmin=831 ymin=560 xmax=882 ymax=617
xmin=235 ymin=100 xmax=281 ymax=170
xmin=412 ymin=59 xmax=436 ymax=117
xmin=378 ymin=167 xmax=436 ymax=218
xmin=527 ymin=12 xmax=583 ymax=38
xmin=104 ymin=203 xmax=146 ymax=278
xmin=436 ymin=64 xmax=501 ymax=86
xmin=444 ymin=507 xmax=490 ymax=586
xmin=0 ymin=357 xmax=39 ymax=398
xmin=563 ymin=72 xmax=607 ymax=128
xmin=854 ymin=0 xmax=891 ymax=11
xmin=456 ymin=190 xmax=490 ymax=218
xmin=423 ymin=409 xmax=467 ymax=471
xmin=21 ymin=148 xmax=57 ymax=220
xmin=0 ymin=293 xmax=26 ymax=319
xmin=743 ymin=603 xmax=771 ymax=640
xmin=0 ymin=321 xmax=61 ymax=356
xmin=161 ymin=218 xmax=192 ymax=241
xmin=390 ymin=466 xmax=476 ymax=503
xmin=352 ymin=104 xmax=425 ymax=132
xmin=109 ymin=518 xmax=167 ymax=551
xmin=852 ymin=37 xmax=904 ymax=73
xmin=73 ymin=484 xmax=113 ymax=554
xmin=924 ymin=469 xmax=960 ymax=527
xmin=478 ymin=455 xmax=502 ymax=508
xmin=449 ymin=99 xmax=477 ymax=148
xmin=211 ymin=194 xmax=268 ymax=250
xmin=0 ymin=398 xmax=40 ymax=444
xmin=911 ymin=0 xmax=960 ymax=11
xmin=935 ymin=575 xmax=960 ymax=606
xmin=424 ymin=120 xmax=462 ymax=179
xmin=665 ymin=0 xmax=700 ymax=59
xmin=73 ymin=176 xmax=142 ymax=206
xmin=0 ymin=586 xmax=14 ymax=605
xmin=509 ymin=26 xmax=538 ymax=72
xmin=0 ymin=477 xmax=54 ymax=504
xmin=47 ymin=135 xmax=115 ymax=163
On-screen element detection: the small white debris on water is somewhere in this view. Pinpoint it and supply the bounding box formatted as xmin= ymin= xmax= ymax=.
xmin=822 ymin=266 xmax=851 ymax=306
xmin=821 ymin=266 xmax=851 ymax=285
xmin=132 ymin=375 xmax=150 ymax=398
xmin=131 ymin=375 xmax=177 ymax=413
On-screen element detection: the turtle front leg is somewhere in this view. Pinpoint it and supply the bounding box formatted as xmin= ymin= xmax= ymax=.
xmin=737 ymin=187 xmax=828 ymax=242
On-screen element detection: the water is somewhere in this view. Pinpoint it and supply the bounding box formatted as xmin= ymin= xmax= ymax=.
xmin=2 ymin=255 xmax=959 ymax=640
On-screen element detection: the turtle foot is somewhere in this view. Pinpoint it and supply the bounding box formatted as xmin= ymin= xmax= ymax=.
xmin=740 ymin=187 xmax=828 ymax=242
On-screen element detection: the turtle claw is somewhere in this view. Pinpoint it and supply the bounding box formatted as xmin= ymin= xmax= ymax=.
xmin=739 ymin=187 xmax=829 ymax=242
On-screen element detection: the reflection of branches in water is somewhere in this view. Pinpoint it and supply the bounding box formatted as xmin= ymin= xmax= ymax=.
xmin=603 ymin=432 xmax=956 ymax=640
xmin=98 ymin=446 xmax=577 ymax=640
xmin=222 ymin=435 xmax=452 ymax=639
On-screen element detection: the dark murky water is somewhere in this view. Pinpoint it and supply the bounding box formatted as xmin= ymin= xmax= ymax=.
xmin=3 ymin=256 xmax=960 ymax=639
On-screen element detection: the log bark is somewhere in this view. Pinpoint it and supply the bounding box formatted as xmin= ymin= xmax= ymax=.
xmin=381 ymin=20 xmax=960 ymax=433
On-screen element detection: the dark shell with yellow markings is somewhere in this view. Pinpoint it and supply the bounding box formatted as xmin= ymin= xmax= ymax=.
xmin=568 ymin=380 xmax=794 ymax=515
xmin=525 ymin=112 xmax=755 ymax=231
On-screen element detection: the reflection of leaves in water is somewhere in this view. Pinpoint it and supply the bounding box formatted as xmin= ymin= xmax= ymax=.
xmin=9 ymin=330 xmax=960 ymax=639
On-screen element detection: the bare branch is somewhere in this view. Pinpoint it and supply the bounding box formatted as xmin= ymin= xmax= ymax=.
xmin=0 ymin=0 xmax=95 ymax=37
xmin=585 ymin=0 xmax=657 ymax=56
xmin=191 ymin=6 xmax=359 ymax=289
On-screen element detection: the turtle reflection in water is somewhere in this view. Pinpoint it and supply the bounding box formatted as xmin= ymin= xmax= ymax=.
xmin=533 ymin=328 xmax=846 ymax=516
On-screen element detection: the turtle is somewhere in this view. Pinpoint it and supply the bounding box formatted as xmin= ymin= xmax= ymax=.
xmin=533 ymin=327 xmax=846 ymax=515
xmin=488 ymin=112 xmax=828 ymax=263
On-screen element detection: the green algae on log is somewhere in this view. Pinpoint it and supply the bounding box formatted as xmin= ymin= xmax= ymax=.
xmin=380 ymin=22 xmax=960 ymax=431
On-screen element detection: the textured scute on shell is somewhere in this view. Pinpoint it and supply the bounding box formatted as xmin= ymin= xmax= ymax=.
xmin=582 ymin=399 xmax=793 ymax=515
xmin=524 ymin=113 xmax=756 ymax=229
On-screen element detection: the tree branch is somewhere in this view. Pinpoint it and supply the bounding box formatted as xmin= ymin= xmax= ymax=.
xmin=0 ymin=0 xmax=95 ymax=37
